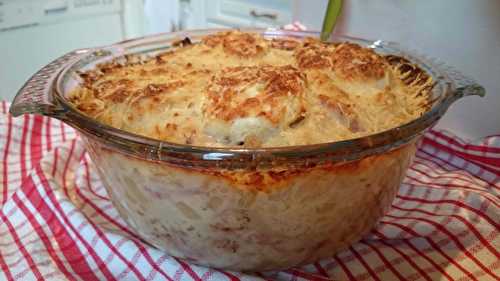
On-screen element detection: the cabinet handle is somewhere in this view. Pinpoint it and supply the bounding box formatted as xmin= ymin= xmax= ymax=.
xmin=250 ymin=10 xmax=277 ymax=20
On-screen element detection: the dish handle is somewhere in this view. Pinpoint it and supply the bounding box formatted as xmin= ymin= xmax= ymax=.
xmin=444 ymin=65 xmax=486 ymax=100
xmin=9 ymin=49 xmax=88 ymax=118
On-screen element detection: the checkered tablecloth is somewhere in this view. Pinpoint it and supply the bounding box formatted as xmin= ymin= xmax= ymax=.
xmin=0 ymin=101 xmax=498 ymax=281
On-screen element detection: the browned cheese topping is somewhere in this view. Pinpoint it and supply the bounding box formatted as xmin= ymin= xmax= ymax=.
xmin=69 ymin=31 xmax=433 ymax=147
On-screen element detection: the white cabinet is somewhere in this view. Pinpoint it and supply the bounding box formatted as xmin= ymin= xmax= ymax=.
xmin=0 ymin=0 xmax=131 ymax=101
xmin=185 ymin=0 xmax=292 ymax=29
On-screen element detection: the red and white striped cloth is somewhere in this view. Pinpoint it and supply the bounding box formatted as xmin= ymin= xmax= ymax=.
xmin=0 ymin=101 xmax=498 ymax=281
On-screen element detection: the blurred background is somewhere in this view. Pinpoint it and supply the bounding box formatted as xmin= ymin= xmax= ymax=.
xmin=0 ymin=0 xmax=499 ymax=139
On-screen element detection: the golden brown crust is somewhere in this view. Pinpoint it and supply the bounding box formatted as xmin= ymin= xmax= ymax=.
xmin=132 ymin=81 xmax=186 ymax=104
xmin=294 ymin=39 xmax=335 ymax=69
xmin=331 ymin=42 xmax=386 ymax=80
xmin=203 ymin=31 xmax=268 ymax=58
xmin=69 ymin=31 xmax=432 ymax=147
xmin=270 ymin=38 xmax=301 ymax=51
xmin=293 ymin=40 xmax=387 ymax=79
xmin=204 ymin=65 xmax=306 ymax=124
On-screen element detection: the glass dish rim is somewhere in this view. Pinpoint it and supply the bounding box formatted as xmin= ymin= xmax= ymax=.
xmin=42 ymin=28 xmax=482 ymax=166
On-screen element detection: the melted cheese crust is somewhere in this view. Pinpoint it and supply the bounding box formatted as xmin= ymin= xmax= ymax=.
xmin=69 ymin=31 xmax=433 ymax=147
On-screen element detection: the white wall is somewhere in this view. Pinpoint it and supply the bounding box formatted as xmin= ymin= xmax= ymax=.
xmin=294 ymin=0 xmax=500 ymax=140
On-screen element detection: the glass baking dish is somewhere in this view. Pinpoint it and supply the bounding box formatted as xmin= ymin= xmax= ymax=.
xmin=9 ymin=28 xmax=485 ymax=271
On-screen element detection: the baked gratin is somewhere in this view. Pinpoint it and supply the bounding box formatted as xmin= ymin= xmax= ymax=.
xmin=69 ymin=31 xmax=433 ymax=147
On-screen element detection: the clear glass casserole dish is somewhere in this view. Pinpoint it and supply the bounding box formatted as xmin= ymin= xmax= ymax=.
xmin=10 ymin=28 xmax=485 ymax=271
